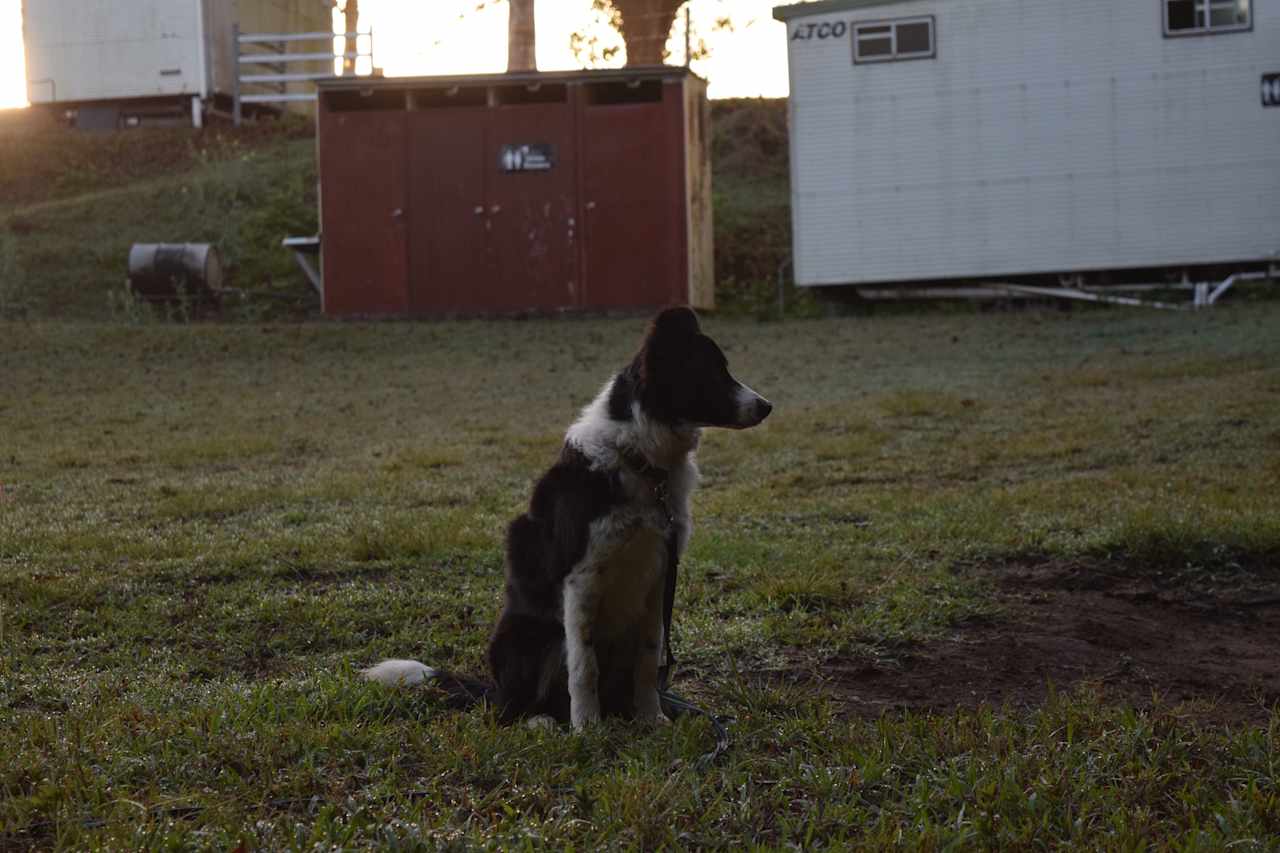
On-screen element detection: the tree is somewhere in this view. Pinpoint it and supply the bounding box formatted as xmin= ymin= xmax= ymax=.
xmin=508 ymin=0 xmax=537 ymax=70
xmin=469 ymin=1 xmax=748 ymax=73
xmin=610 ymin=0 xmax=682 ymax=66
xmin=339 ymin=0 xmax=359 ymax=75
xmin=467 ymin=0 xmax=537 ymax=71
xmin=574 ymin=1 xmax=741 ymax=69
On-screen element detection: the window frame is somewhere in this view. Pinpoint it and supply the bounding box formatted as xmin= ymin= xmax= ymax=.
xmin=1162 ymin=0 xmax=1252 ymax=37
xmin=852 ymin=15 xmax=937 ymax=65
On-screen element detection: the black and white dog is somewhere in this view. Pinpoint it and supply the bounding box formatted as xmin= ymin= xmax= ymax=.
xmin=364 ymin=307 xmax=771 ymax=729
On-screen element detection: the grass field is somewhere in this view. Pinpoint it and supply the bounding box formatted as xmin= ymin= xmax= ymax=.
xmin=2 ymin=304 xmax=1279 ymax=849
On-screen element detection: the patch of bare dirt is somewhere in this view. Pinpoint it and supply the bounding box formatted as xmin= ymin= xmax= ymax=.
xmin=813 ymin=559 xmax=1280 ymax=725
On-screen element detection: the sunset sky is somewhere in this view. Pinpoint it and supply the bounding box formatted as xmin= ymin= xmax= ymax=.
xmin=0 ymin=0 xmax=789 ymax=109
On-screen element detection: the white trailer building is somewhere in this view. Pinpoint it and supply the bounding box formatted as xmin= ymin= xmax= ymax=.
xmin=773 ymin=0 xmax=1280 ymax=292
xmin=23 ymin=0 xmax=336 ymax=126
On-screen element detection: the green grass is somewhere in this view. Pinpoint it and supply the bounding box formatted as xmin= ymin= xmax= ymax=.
xmin=2 ymin=305 xmax=1279 ymax=848
xmin=0 ymin=121 xmax=318 ymax=320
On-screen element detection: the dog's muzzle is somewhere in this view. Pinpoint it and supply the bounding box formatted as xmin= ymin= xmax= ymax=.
xmin=734 ymin=385 xmax=773 ymax=428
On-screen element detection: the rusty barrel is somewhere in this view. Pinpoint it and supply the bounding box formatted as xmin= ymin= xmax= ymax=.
xmin=127 ymin=243 xmax=223 ymax=300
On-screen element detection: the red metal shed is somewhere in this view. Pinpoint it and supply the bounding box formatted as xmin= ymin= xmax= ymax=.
xmin=315 ymin=67 xmax=714 ymax=317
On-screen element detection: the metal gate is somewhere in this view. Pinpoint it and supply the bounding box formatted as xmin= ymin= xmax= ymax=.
xmin=233 ymin=26 xmax=374 ymax=125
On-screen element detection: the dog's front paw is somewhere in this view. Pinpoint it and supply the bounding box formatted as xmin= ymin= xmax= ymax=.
xmin=570 ymin=705 xmax=601 ymax=731
xmin=526 ymin=715 xmax=558 ymax=731
xmin=636 ymin=698 xmax=672 ymax=726
xmin=632 ymin=686 xmax=670 ymax=722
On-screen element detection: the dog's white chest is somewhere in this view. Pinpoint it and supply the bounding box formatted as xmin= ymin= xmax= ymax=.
xmin=593 ymin=526 xmax=667 ymax=637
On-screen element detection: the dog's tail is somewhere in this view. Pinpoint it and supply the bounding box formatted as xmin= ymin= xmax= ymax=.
xmin=361 ymin=659 xmax=494 ymax=709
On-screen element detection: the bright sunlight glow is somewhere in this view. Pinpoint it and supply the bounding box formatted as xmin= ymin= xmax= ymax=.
xmin=1 ymin=0 xmax=25 ymax=108
xmin=0 ymin=0 xmax=788 ymax=112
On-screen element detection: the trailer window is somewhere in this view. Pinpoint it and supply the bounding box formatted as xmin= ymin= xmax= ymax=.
xmin=853 ymin=17 xmax=935 ymax=63
xmin=855 ymin=25 xmax=893 ymax=58
xmin=1164 ymin=0 xmax=1250 ymax=35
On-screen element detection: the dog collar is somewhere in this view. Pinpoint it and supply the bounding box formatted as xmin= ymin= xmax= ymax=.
xmin=620 ymin=448 xmax=669 ymax=484
xmin=619 ymin=448 xmax=674 ymax=525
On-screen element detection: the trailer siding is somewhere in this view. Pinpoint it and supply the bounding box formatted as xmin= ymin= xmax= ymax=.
xmin=23 ymin=0 xmax=332 ymax=106
xmin=24 ymin=0 xmax=204 ymax=102
xmin=782 ymin=0 xmax=1280 ymax=286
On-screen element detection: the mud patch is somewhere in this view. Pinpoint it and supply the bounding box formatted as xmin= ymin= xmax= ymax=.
xmin=813 ymin=559 xmax=1280 ymax=724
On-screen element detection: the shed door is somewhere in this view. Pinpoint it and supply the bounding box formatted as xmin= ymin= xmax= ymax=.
xmin=407 ymin=106 xmax=490 ymax=313
xmin=485 ymin=87 xmax=579 ymax=311
xmin=580 ymin=80 xmax=685 ymax=308
xmin=320 ymin=106 xmax=409 ymax=315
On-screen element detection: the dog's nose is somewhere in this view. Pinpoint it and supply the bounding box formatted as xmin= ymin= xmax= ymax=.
xmin=756 ymin=398 xmax=773 ymax=421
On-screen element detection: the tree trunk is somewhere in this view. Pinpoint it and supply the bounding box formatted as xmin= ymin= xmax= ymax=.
xmin=342 ymin=0 xmax=360 ymax=75
xmin=508 ymin=0 xmax=537 ymax=71
xmin=611 ymin=0 xmax=681 ymax=66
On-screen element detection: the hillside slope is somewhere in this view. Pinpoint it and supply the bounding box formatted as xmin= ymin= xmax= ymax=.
xmin=0 ymin=101 xmax=789 ymax=320
xmin=1 ymin=115 xmax=317 ymax=319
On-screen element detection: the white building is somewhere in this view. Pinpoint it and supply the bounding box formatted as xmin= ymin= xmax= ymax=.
xmin=23 ymin=0 xmax=335 ymax=125
xmin=773 ymin=0 xmax=1280 ymax=290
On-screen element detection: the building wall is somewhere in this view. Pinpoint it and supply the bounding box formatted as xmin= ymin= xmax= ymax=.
xmin=23 ymin=0 xmax=333 ymax=106
xmin=316 ymin=70 xmax=709 ymax=316
xmin=783 ymin=0 xmax=1280 ymax=286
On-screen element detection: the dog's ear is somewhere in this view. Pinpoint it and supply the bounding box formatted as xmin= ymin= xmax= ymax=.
xmin=634 ymin=307 xmax=700 ymax=416
xmin=648 ymin=306 xmax=700 ymax=341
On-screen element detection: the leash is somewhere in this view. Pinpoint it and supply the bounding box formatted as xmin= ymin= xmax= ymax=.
xmin=624 ymin=448 xmax=735 ymax=768
xmin=657 ymin=531 xmax=735 ymax=768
